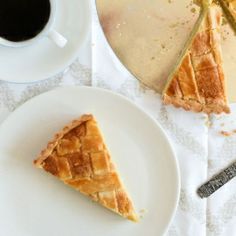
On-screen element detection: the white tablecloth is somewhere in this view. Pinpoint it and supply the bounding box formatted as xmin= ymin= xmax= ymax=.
xmin=1 ymin=1 xmax=236 ymax=235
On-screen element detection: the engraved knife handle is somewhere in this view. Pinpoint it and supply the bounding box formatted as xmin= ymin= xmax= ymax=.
xmin=197 ymin=162 xmax=236 ymax=198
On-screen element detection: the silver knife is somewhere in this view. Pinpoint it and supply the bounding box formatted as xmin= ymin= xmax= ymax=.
xmin=197 ymin=162 xmax=236 ymax=198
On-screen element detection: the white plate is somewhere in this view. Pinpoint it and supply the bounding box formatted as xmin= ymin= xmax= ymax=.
xmin=0 ymin=0 xmax=90 ymax=83
xmin=0 ymin=86 xmax=180 ymax=236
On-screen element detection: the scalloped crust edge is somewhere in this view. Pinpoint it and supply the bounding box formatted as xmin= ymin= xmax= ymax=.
xmin=163 ymin=94 xmax=230 ymax=114
xmin=34 ymin=114 xmax=93 ymax=167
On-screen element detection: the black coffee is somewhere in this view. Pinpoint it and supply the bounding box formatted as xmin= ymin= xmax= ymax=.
xmin=0 ymin=0 xmax=51 ymax=42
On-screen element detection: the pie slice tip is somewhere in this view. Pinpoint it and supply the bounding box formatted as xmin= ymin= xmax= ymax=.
xmin=34 ymin=114 xmax=138 ymax=222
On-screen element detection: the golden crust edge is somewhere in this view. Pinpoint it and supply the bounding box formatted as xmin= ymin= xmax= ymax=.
xmin=33 ymin=114 xmax=139 ymax=222
xmin=34 ymin=114 xmax=94 ymax=168
xmin=163 ymin=94 xmax=230 ymax=114
xmin=88 ymin=120 xmax=139 ymax=222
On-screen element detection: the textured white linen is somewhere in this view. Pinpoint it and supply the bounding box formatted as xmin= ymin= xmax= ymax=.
xmin=92 ymin=2 xmax=236 ymax=235
xmin=0 ymin=1 xmax=235 ymax=235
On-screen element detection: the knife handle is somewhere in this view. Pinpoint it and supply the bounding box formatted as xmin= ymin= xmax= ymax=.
xmin=197 ymin=162 xmax=236 ymax=198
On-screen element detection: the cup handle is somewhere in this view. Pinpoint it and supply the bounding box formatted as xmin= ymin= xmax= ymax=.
xmin=48 ymin=30 xmax=67 ymax=48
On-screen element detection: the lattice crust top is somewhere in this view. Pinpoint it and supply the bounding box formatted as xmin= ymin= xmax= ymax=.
xmin=163 ymin=4 xmax=230 ymax=114
xmin=34 ymin=114 xmax=138 ymax=222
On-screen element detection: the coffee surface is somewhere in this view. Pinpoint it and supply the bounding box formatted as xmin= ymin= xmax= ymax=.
xmin=0 ymin=0 xmax=51 ymax=42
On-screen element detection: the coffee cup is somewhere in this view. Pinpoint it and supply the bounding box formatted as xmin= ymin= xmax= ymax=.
xmin=0 ymin=0 xmax=67 ymax=48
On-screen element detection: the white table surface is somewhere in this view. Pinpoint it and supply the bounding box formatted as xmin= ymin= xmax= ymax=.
xmin=1 ymin=1 xmax=236 ymax=235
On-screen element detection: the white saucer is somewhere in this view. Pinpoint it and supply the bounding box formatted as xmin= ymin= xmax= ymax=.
xmin=0 ymin=0 xmax=90 ymax=83
xmin=0 ymin=86 xmax=180 ymax=236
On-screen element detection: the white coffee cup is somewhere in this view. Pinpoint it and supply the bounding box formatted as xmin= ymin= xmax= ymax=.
xmin=0 ymin=0 xmax=67 ymax=48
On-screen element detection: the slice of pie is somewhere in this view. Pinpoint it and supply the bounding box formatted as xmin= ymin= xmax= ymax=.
xmin=34 ymin=114 xmax=138 ymax=222
xmin=218 ymin=0 xmax=236 ymax=33
xmin=162 ymin=3 xmax=230 ymax=114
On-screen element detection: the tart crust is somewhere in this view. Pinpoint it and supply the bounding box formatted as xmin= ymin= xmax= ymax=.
xmin=34 ymin=114 xmax=138 ymax=222
xmin=162 ymin=3 xmax=230 ymax=114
